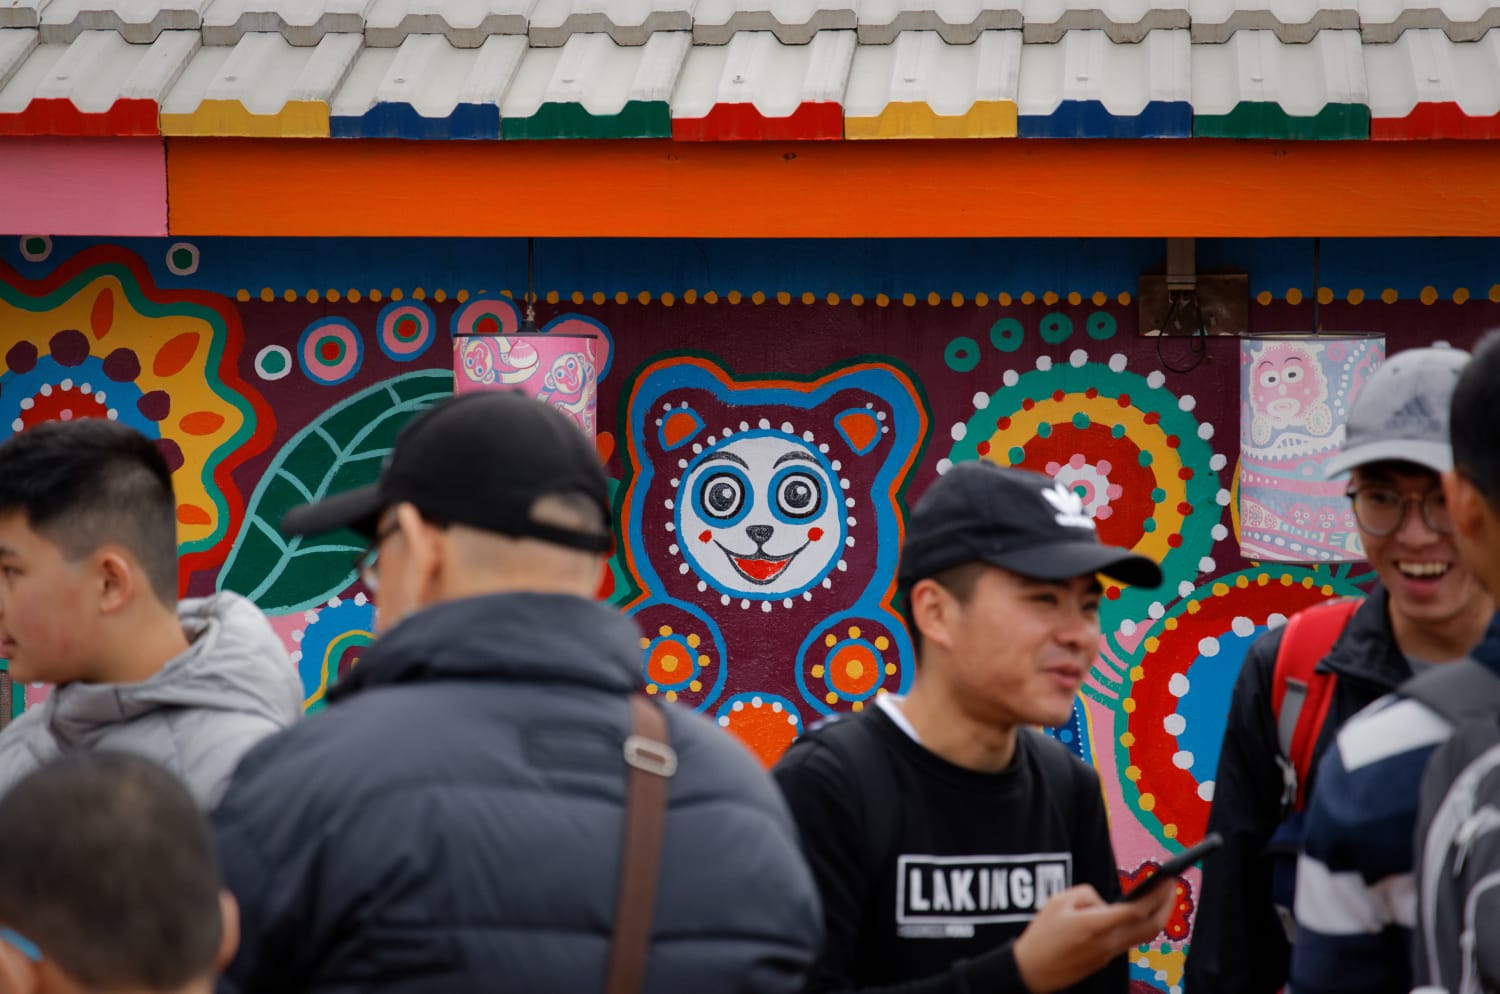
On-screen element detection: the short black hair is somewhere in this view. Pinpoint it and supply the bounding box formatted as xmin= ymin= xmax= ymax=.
xmin=1452 ymin=330 xmax=1500 ymax=504
xmin=0 ymin=752 xmax=223 ymax=990
xmin=900 ymin=561 xmax=987 ymax=655
xmin=0 ymin=420 xmax=178 ymax=603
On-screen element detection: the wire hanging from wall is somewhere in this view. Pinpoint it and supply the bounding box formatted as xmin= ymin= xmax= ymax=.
xmin=520 ymin=236 xmax=538 ymax=334
xmin=1156 ymin=290 xmax=1209 ymax=375
xmin=1311 ymin=237 xmax=1322 ymax=335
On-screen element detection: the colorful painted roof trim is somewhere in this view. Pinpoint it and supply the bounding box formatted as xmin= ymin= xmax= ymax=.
xmin=845 ymin=29 xmax=1019 ymax=138
xmin=330 ymin=32 xmax=523 ymax=138
xmin=1191 ymin=28 xmax=1369 ymax=137
xmin=501 ymin=30 xmax=686 ymax=137
xmin=1018 ymin=28 xmax=1191 ymax=136
xmin=671 ymin=29 xmax=852 ymax=139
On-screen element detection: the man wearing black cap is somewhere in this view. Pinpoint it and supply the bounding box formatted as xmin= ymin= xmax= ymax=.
xmin=210 ymin=391 xmax=823 ymax=994
xmin=774 ymin=460 xmax=1174 ymax=994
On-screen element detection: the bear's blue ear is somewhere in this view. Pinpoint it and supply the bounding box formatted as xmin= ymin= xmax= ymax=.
xmin=835 ymin=408 xmax=882 ymax=457
xmin=659 ymin=406 xmax=705 ymax=451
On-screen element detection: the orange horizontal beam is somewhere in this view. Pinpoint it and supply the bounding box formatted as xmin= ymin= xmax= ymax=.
xmin=166 ymin=137 xmax=1500 ymax=238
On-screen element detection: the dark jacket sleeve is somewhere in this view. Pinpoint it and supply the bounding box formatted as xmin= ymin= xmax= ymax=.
xmin=772 ymin=741 xmax=1029 ymax=994
xmin=1184 ymin=628 xmax=1291 ymax=994
xmin=211 ymin=735 xmax=359 ymax=994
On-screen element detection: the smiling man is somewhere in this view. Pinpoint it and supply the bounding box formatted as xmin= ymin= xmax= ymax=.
xmin=1187 ymin=346 xmax=1492 ymax=994
xmin=774 ymin=461 xmax=1175 ymax=994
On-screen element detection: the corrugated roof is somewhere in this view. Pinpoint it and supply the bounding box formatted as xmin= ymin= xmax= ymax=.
xmin=330 ymin=31 xmax=523 ymax=136
xmin=671 ymin=28 xmax=853 ymax=138
xmin=844 ymin=29 xmax=1019 ymax=137
xmin=1366 ymin=26 xmax=1500 ymax=136
xmin=1191 ymin=27 xmax=1369 ymax=136
xmin=502 ymin=29 xmax=687 ymax=136
xmin=3 ymin=0 xmax=1500 ymax=141
xmin=1019 ymin=27 xmax=1191 ymax=134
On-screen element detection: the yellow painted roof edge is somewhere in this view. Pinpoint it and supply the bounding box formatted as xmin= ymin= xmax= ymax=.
xmin=845 ymin=100 xmax=1018 ymax=139
xmin=160 ymin=100 xmax=331 ymax=138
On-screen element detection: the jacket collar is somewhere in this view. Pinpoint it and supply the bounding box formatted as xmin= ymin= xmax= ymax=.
xmin=327 ymin=592 xmax=642 ymax=702
xmin=1316 ymin=585 xmax=1412 ymax=690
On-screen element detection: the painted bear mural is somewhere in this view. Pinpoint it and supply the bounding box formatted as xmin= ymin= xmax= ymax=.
xmin=619 ymin=356 xmax=928 ymax=764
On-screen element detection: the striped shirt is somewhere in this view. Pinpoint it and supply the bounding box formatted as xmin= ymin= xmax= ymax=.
xmin=1290 ymin=694 xmax=1456 ymax=994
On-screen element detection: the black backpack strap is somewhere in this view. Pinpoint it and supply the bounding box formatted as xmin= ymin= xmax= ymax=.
xmin=1402 ymin=659 xmax=1500 ymax=725
xmin=793 ymin=710 xmax=901 ymax=873
xmin=1023 ymin=728 xmax=1086 ymax=823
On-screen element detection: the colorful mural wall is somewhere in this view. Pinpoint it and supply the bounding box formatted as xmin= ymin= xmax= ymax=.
xmin=4 ymin=235 xmax=1500 ymax=993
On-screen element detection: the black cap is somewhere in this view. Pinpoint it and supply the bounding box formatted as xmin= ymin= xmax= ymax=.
xmin=281 ymin=390 xmax=612 ymax=553
xmin=898 ymin=461 xmax=1162 ymax=589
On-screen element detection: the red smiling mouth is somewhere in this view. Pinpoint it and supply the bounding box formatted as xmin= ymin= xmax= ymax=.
xmin=718 ymin=542 xmax=807 ymax=585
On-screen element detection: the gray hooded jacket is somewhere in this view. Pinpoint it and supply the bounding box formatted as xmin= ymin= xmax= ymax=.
xmin=0 ymin=591 xmax=304 ymax=808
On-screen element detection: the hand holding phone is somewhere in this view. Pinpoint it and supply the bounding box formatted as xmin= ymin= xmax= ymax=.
xmin=1115 ymin=832 xmax=1223 ymax=903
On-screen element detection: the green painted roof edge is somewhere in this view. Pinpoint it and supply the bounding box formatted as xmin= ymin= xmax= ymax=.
xmin=501 ymin=100 xmax=671 ymax=139
xmin=1193 ymin=103 xmax=1371 ymax=140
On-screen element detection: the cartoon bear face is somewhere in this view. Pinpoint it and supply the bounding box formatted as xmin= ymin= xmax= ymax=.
xmin=618 ymin=357 xmax=927 ymax=732
xmin=677 ymin=431 xmax=846 ymax=599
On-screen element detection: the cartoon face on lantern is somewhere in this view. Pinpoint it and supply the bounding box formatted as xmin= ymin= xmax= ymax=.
xmin=546 ymin=352 xmax=590 ymax=399
xmin=1248 ymin=342 xmax=1333 ymax=443
xmin=676 ymin=432 xmax=846 ymax=599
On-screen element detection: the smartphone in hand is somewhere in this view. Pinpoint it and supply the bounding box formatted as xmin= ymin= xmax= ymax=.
xmin=1115 ymin=832 xmax=1224 ymax=903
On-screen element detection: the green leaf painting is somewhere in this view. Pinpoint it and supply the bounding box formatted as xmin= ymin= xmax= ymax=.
xmin=218 ymin=371 xmax=452 ymax=613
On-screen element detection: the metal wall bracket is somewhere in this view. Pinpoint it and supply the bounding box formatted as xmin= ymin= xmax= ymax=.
xmin=1137 ymin=237 xmax=1249 ymax=337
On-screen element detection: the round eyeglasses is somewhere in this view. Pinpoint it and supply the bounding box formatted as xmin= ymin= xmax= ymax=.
xmin=354 ymin=520 xmax=401 ymax=593
xmin=1345 ymin=485 xmax=1453 ymax=537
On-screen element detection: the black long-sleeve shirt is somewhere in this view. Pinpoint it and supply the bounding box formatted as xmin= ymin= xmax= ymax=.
xmin=773 ymin=705 xmax=1126 ymax=994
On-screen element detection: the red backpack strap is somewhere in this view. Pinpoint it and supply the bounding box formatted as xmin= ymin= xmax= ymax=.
xmin=1270 ymin=597 xmax=1363 ymax=810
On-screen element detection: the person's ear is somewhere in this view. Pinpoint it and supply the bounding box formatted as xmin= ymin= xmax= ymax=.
xmin=94 ymin=548 xmax=136 ymax=615
xmin=394 ymin=503 xmax=445 ymax=598
xmin=213 ymin=891 xmax=239 ymax=974
xmin=910 ymin=579 xmax=959 ymax=652
xmin=0 ymin=941 xmax=40 ymax=994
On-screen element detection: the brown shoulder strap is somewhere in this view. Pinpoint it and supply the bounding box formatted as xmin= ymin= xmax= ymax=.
xmin=605 ymin=694 xmax=676 ymax=994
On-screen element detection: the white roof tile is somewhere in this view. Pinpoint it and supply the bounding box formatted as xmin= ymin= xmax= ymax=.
xmin=201 ymin=0 xmax=375 ymax=45
xmin=363 ymin=0 xmax=533 ymax=47
xmin=332 ymin=31 xmax=523 ymax=117
xmin=1357 ymin=0 xmax=1500 ymax=41
xmin=36 ymin=0 xmax=211 ymax=41
xmin=527 ymin=0 xmax=695 ymax=45
xmin=1189 ymin=0 xmax=1356 ymax=41
xmin=856 ymin=0 xmax=1021 ymax=44
xmin=1021 ymin=0 xmax=1188 ymax=42
xmin=1017 ymin=27 xmax=1189 ymax=115
xmin=691 ymin=0 xmax=854 ymax=44
xmin=673 ymin=28 xmax=852 ymax=117
xmin=845 ymin=28 xmax=1018 ymax=116
xmin=0 ymin=27 xmax=192 ymax=110
xmin=1191 ymin=28 xmax=1366 ymax=114
xmin=503 ymin=30 xmax=686 ymax=113
xmin=0 ymin=27 xmax=38 ymax=88
xmin=163 ymin=29 xmax=360 ymax=113
xmin=1365 ymin=27 xmax=1500 ymax=116
xmin=0 ymin=0 xmax=49 ymax=30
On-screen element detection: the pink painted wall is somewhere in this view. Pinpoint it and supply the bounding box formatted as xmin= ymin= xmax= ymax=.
xmin=0 ymin=138 xmax=166 ymax=236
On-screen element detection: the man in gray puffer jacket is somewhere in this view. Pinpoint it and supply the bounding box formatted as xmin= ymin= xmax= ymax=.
xmin=0 ymin=420 xmax=303 ymax=809
xmin=213 ymin=391 xmax=823 ymax=994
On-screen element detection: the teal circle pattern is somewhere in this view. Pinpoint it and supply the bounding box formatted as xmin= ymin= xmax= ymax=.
xmin=1087 ymin=312 xmax=1118 ymax=340
xmin=990 ymin=318 xmax=1024 ymax=352
xmin=945 ymin=336 xmax=981 ymax=372
xmin=1039 ymin=312 xmax=1073 ymax=344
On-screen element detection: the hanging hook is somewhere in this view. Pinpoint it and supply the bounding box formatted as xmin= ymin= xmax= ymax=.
xmin=521 ymin=236 xmax=537 ymax=333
